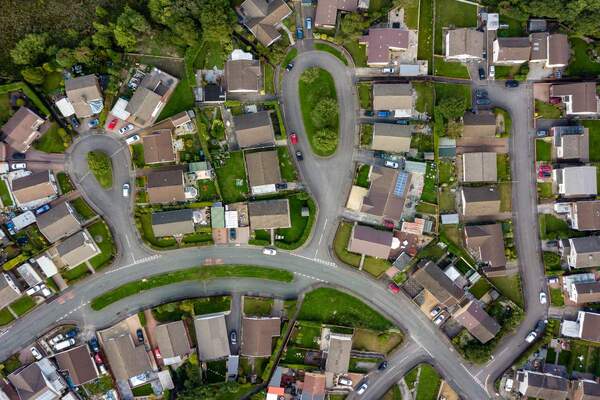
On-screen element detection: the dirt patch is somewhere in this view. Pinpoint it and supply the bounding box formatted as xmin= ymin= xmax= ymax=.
xmin=352 ymin=328 xmax=403 ymax=354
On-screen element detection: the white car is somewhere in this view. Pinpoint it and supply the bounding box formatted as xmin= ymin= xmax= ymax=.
xmin=49 ymin=334 xmax=64 ymax=345
xmin=262 ymin=248 xmax=277 ymax=256
xmin=125 ymin=134 xmax=140 ymax=144
xmin=119 ymin=124 xmax=134 ymax=134
xmin=122 ymin=183 xmax=130 ymax=197
xmin=30 ymin=347 xmax=42 ymax=361
xmin=539 ymin=292 xmax=547 ymax=304
xmin=433 ymin=314 xmax=446 ymax=325
xmin=384 ymin=160 xmax=399 ymax=169
xmin=11 ymin=163 xmax=26 ymax=170
xmin=357 ymin=383 xmax=368 ymax=395
xmin=25 ymin=285 xmax=42 ymax=296
xmin=525 ymin=331 xmax=537 ymax=343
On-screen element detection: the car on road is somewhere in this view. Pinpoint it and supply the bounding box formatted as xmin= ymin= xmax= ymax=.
xmin=525 ymin=331 xmax=537 ymax=343
xmin=433 ymin=314 xmax=446 ymax=325
xmin=295 ymin=150 xmax=303 ymax=161
xmin=384 ymin=160 xmax=399 ymax=169
xmin=286 ymin=63 xmax=294 ymax=72
xmin=382 ymin=67 xmax=395 ymax=73
xmin=296 ymin=27 xmax=304 ymax=39
xmin=290 ymin=132 xmax=298 ymax=144
xmin=230 ymin=330 xmax=237 ymax=345
xmin=108 ymin=118 xmax=118 ymax=130
xmin=357 ymin=382 xmax=368 ymax=395
xmin=125 ymin=135 xmax=140 ymax=145
xmin=122 ymin=183 xmax=130 ymax=197
xmin=505 ymin=80 xmax=519 ymax=88
xmin=70 ymin=116 xmax=80 ymax=128
xmin=11 ymin=163 xmax=26 ymax=170
xmin=35 ymin=204 xmax=51 ymax=215
xmin=378 ymin=361 xmax=388 ymax=370
xmin=539 ymin=292 xmax=547 ymax=304
xmin=536 ymin=129 xmax=548 ymax=137
xmin=119 ymin=124 xmax=134 ymax=134
xmin=88 ymin=118 xmax=100 ymax=128
xmin=30 ymin=347 xmax=42 ymax=361
xmin=387 ymin=282 xmax=400 ymax=294
xmin=12 ymin=152 xmax=26 ymax=160
xmin=478 ymin=67 xmax=486 ymax=80
xmin=475 ymin=98 xmax=492 ymax=106
xmin=262 ymin=247 xmax=277 ymax=256
xmin=305 ymin=17 xmax=312 ymax=29
xmin=136 ymin=329 xmax=144 ymax=344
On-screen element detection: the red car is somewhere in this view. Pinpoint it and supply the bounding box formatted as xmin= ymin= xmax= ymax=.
xmin=108 ymin=118 xmax=118 ymax=130
xmin=549 ymin=97 xmax=561 ymax=105
xmin=290 ymin=132 xmax=298 ymax=145
xmin=383 ymin=220 xmax=395 ymax=229
xmin=153 ymin=348 xmax=162 ymax=359
xmin=94 ymin=353 xmax=103 ymax=365
xmin=387 ymin=282 xmax=400 ymax=294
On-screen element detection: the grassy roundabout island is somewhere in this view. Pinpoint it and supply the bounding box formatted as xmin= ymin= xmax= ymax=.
xmin=298 ymin=67 xmax=339 ymax=156
xmin=86 ymin=150 xmax=113 ymax=189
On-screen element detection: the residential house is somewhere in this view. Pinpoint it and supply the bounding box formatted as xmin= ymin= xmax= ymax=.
xmin=493 ymin=37 xmax=530 ymax=64
xmin=453 ymin=300 xmax=500 ymax=343
xmin=64 ymin=75 xmax=104 ymax=118
xmin=155 ymin=320 xmax=193 ymax=366
xmin=54 ymin=345 xmax=99 ymax=386
xmin=151 ymin=209 xmax=195 ymax=237
xmin=225 ymin=56 xmax=262 ymax=94
xmin=142 ymin=130 xmax=176 ymax=165
xmin=360 ymin=166 xmax=408 ymax=223
xmin=0 ymin=273 xmax=20 ymax=310
xmin=445 ymin=28 xmax=484 ymax=61
xmin=371 ymin=123 xmax=412 ymax=153
xmin=561 ymin=236 xmax=600 ymax=269
xmin=16 ymin=263 xmax=42 ymax=287
xmin=552 ymin=125 xmax=589 ymax=161
xmin=241 ymin=317 xmax=280 ymax=357
xmin=573 ymin=380 xmax=600 ymax=400
xmin=35 ymin=256 xmax=58 ymax=279
xmin=462 ymin=111 xmax=496 ymax=137
xmin=359 ymin=28 xmax=410 ymax=66
xmin=248 ymin=199 xmax=291 ymax=230
xmin=516 ymin=370 xmax=569 ymax=400
xmin=126 ymin=67 xmax=179 ymax=127
xmin=460 ymin=186 xmax=501 ymax=217
xmin=11 ymin=171 xmax=57 ymax=208
xmin=568 ymin=200 xmax=600 ymax=231
xmin=193 ymin=313 xmax=231 ymax=360
xmin=324 ymin=333 xmax=352 ymax=374
xmin=562 ymin=311 xmax=600 ymax=343
xmin=147 ymin=169 xmax=186 ymax=204
xmin=314 ymin=0 xmax=358 ymax=29
xmin=239 ymin=0 xmax=292 ymax=47
xmin=412 ymin=261 xmax=464 ymax=307
xmin=245 ymin=150 xmax=282 ymax=195
xmin=301 ymin=373 xmax=326 ymax=400
xmin=571 ymin=281 xmax=600 ymax=304
xmin=8 ymin=360 xmax=66 ymax=400
xmin=36 ymin=202 xmax=81 ymax=243
xmin=372 ymin=84 xmax=414 ymax=117
xmin=0 ymin=107 xmax=44 ymax=153
xmin=546 ymin=34 xmax=570 ymax=67
xmin=550 ymin=82 xmax=599 ymax=116
xmin=347 ymin=224 xmax=393 ymax=259
xmin=52 ymin=230 xmax=101 ymax=268
xmin=464 ymin=223 xmax=507 ymax=276
xmin=553 ymin=166 xmax=597 ymax=198
xmin=461 ymin=152 xmax=497 ymax=182
xmin=233 ymin=111 xmax=275 ymax=149
xmin=529 ymin=32 xmax=549 ymax=63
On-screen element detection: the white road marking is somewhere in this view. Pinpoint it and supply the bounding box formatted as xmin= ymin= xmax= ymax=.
xmin=55 ymin=301 xmax=91 ymax=322
xmin=291 ymin=253 xmax=338 ymax=268
xmin=104 ymin=254 xmax=162 ymax=274
xmin=314 ymin=217 xmax=328 ymax=258
xmin=293 ymin=272 xmax=328 ymax=283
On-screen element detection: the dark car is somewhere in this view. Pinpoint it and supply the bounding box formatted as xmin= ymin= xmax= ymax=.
xmin=296 ymin=150 xmax=303 ymax=161
xmin=89 ymin=337 xmax=100 ymax=353
xmin=229 ymin=229 xmax=237 ymax=241
xmin=12 ymin=152 xmax=26 ymax=160
xmin=65 ymin=328 xmax=78 ymax=339
xmin=378 ymin=361 xmax=388 ymax=370
xmin=374 ymin=150 xmax=386 ymax=159
xmin=478 ymin=67 xmax=486 ymax=80
xmin=475 ymin=88 xmax=488 ymax=99
xmin=296 ymin=27 xmax=304 ymax=40
xmin=285 ymin=63 xmax=294 ymax=72
xmin=230 ymin=330 xmax=237 ymax=345
xmin=505 ymin=80 xmax=519 ymax=88
xmin=536 ymin=130 xmax=548 ymax=138
xmin=364 ymin=110 xmax=374 ymax=116
xmin=34 ymin=204 xmax=51 ymax=215
xmin=70 ymin=116 xmax=80 ymax=128
xmin=275 ymin=182 xmax=288 ymax=190
xmin=475 ymin=98 xmax=492 ymax=106
xmin=136 ymin=329 xmax=144 ymax=344
xmin=395 ymin=119 xmax=409 ymax=125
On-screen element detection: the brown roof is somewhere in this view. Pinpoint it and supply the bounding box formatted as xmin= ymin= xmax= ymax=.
xmin=373 ymin=84 xmax=413 ymax=110
xmin=147 ymin=169 xmax=186 ymax=204
xmin=245 ymin=150 xmax=282 ymax=187
xmin=574 ymin=282 xmax=600 ymax=304
xmin=464 ymin=223 xmax=506 ymax=272
xmin=55 ymin=344 xmax=99 ymax=386
xmin=530 ymin=32 xmax=549 ymax=61
xmin=372 ymin=124 xmax=412 ymax=153
xmin=241 ymin=0 xmax=291 ymax=46
xmin=225 ymin=60 xmax=262 ymax=93
xmin=520 ymin=371 xmax=569 ymax=400
xmin=8 ymin=363 xmax=60 ymax=400
xmin=302 ymin=373 xmax=326 ymax=400
xmin=494 ymin=37 xmax=530 ymax=62
xmin=555 ymin=127 xmax=589 ymax=161
xmin=64 ymin=74 xmax=103 ymax=118
xmin=151 ymin=209 xmax=195 ymax=237
xmin=445 ymin=28 xmax=484 ymax=59
xmin=155 ymin=321 xmax=192 ymax=361
xmin=241 ymin=317 xmax=280 ymax=357
xmin=0 ymin=107 xmax=44 ymax=153
xmin=315 ymin=0 xmax=357 ymax=27
xmin=126 ymin=69 xmax=179 ymax=127
xmin=574 ymin=380 xmax=600 ymax=400
xmin=11 ymin=171 xmax=56 ymax=205
xmin=359 ymin=28 xmax=410 ymax=65
xmin=462 ymin=111 xmax=496 ymax=137
xmin=194 ymin=313 xmax=231 ymax=360
xmin=248 ymin=199 xmax=291 ymax=229
xmin=453 ymin=300 xmax=500 ymax=343
xmin=462 ymin=152 xmax=497 ymax=182
xmin=348 ymin=224 xmax=393 ymax=259
xmin=0 ymin=274 xmax=20 ymax=310
xmin=551 ymin=83 xmax=598 ymax=114
xmin=100 ymin=331 xmax=153 ymax=382
xmin=56 ymin=229 xmax=100 ymax=267
xmin=37 ymin=201 xmax=81 ymax=243
xmin=325 ymin=333 xmax=353 ymax=374
xmin=572 ymin=201 xmax=600 ymax=231
xmin=360 ymin=166 xmax=407 ymax=222
xmin=234 ymin=111 xmax=275 ymax=148
xmin=581 ymin=312 xmax=600 ymax=342
xmin=461 ymin=186 xmax=501 ymax=216
xmin=143 ymin=130 xmax=175 ymax=164
xmin=548 ymin=34 xmax=570 ymax=66
xmin=412 ymin=261 xmax=464 ymax=307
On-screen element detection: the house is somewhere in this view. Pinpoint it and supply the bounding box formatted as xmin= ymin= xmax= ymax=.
xmin=324 ymin=333 xmax=352 ymax=374
xmin=360 ymin=166 xmax=408 ymax=223
xmin=147 ymin=169 xmax=186 ymax=204
xmin=453 ymin=300 xmax=500 ymax=343
xmin=568 ymin=200 xmax=600 ymax=231
xmin=348 ymin=224 xmax=393 ymax=259
xmin=8 ymin=360 xmax=65 ymax=400
xmin=53 ymin=230 xmax=101 ymax=268
xmin=552 ymin=126 xmax=589 ymax=161
xmin=493 ymin=37 xmax=530 ymax=64
xmin=371 ymin=123 xmax=412 ymax=153
xmin=0 ymin=107 xmax=44 ymax=153
xmin=461 ymin=152 xmax=497 ymax=182
xmin=245 ymin=150 xmax=282 ymax=195
xmin=372 ymin=84 xmax=414 ymax=117
xmin=562 ymin=311 xmax=600 ymax=343
xmin=54 ymin=345 xmax=99 ymax=386
xmin=550 ymin=82 xmax=599 ymax=116
xmin=11 ymin=171 xmax=57 ymax=208
xmin=239 ymin=0 xmax=292 ymax=47
xmin=530 ymin=32 xmax=549 ymax=63
xmin=561 ymin=236 xmax=600 ymax=269
xmin=359 ymin=28 xmax=410 ymax=66
xmin=517 ymin=370 xmax=569 ymax=400
xmin=571 ymin=281 xmax=600 ymax=304
xmin=573 ymin=380 xmax=600 ymax=400
xmin=36 ymin=256 xmax=58 ymax=278
xmin=241 ymin=317 xmax=280 ymax=357
xmin=193 ymin=313 xmax=231 ymax=360
xmin=445 ymin=28 xmax=484 ymax=61
xmin=314 ymin=0 xmax=358 ymax=29
xmin=225 ymin=56 xmax=262 ymax=94
xmin=462 ymin=111 xmax=496 ymax=137
xmin=0 ymin=273 xmax=20 ymax=310
xmin=36 ymin=202 xmax=81 ymax=243
xmin=142 ymin=130 xmax=175 ymax=164
xmin=17 ymin=263 xmax=43 ymax=287
xmin=301 ymin=372 xmax=326 ymax=400
xmin=64 ymin=75 xmax=104 ymax=118
xmin=155 ymin=320 xmax=193 ymax=365
xmin=412 ymin=261 xmax=464 ymax=307
xmin=233 ymin=111 xmax=275 ymax=149
xmin=464 ymin=223 xmax=507 ymax=276
xmin=460 ymin=186 xmax=501 ymax=217
xmin=248 ymin=199 xmax=291 ymax=230
xmin=126 ymin=67 xmax=179 ymax=127
xmin=553 ymin=166 xmax=597 ymax=198
xmin=151 ymin=209 xmax=195 ymax=237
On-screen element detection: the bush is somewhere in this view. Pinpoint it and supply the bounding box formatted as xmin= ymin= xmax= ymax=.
xmin=86 ymin=151 xmax=112 ymax=189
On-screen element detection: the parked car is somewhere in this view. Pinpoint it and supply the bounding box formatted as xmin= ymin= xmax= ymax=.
xmin=374 ymin=150 xmax=385 ymax=159
xmin=41 ymin=287 xmax=52 ymax=297
xmin=377 ymin=110 xmax=391 ymax=118
xmin=395 ymin=119 xmax=409 ymax=125
xmin=65 ymin=328 xmax=78 ymax=339
xmin=475 ymin=98 xmax=492 ymax=106
xmin=489 ymin=65 xmax=495 ymax=79
xmin=94 ymin=353 xmax=103 ymax=365
xmin=229 ymin=229 xmax=237 ymax=241
xmin=382 ymin=67 xmax=395 ymax=73
xmin=378 ymin=361 xmax=388 ymax=370
xmin=433 ymin=314 xmax=446 ymax=325
xmin=536 ymin=129 xmax=548 ymax=137
xmin=383 ymin=220 xmax=395 ymax=229
xmin=339 ymin=377 xmax=353 ymax=386
xmin=305 ymin=17 xmax=312 ymax=30
xmin=549 ymin=97 xmax=561 ymax=105
xmin=296 ymin=27 xmax=304 ymax=39
xmin=153 ymin=348 xmax=162 ymax=360
xmin=525 ymin=331 xmax=537 ymax=343
xmin=108 ymin=118 xmax=118 ymax=130
xmin=89 ymin=337 xmax=100 ymax=352
xmin=49 ymin=334 xmax=64 ymax=345
xmin=364 ymin=110 xmax=374 ymax=116
xmin=275 ymin=183 xmax=288 ymax=190
xmin=35 ymin=204 xmax=51 ymax=215
xmin=30 ymin=347 xmax=42 ymax=361
xmin=384 ymin=160 xmax=399 ymax=169
xmin=505 ymin=80 xmax=519 ymax=88
xmin=285 ymin=63 xmax=294 ymax=72
xmin=295 ymin=150 xmax=303 ymax=161
xmin=387 ymin=282 xmax=400 ymax=294
xmin=357 ymin=382 xmax=368 ymax=395
xmin=70 ymin=116 xmax=80 ymax=128
xmin=119 ymin=124 xmax=134 ymax=134
xmin=230 ymin=330 xmax=237 ymax=345
xmin=290 ymin=132 xmax=298 ymax=144
xmin=539 ymin=292 xmax=547 ymax=304
xmin=262 ymin=247 xmax=277 ymax=256
xmin=54 ymin=339 xmax=75 ymax=351
xmin=12 ymin=152 xmax=26 ymax=160
xmin=25 ymin=285 xmax=41 ymax=296
xmin=136 ymin=329 xmax=144 ymax=344
xmin=478 ymin=67 xmax=486 ymax=80
xmin=87 ymin=119 xmax=100 ymax=128
xmin=430 ymin=306 xmax=442 ymax=317
xmin=11 ymin=163 xmax=26 ymax=170
xmin=125 ymin=135 xmax=140 ymax=145
xmin=122 ymin=183 xmax=130 ymax=197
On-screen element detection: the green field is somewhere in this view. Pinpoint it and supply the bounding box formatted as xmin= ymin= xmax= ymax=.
xmin=193 ymin=296 xmax=231 ymax=315
xmin=33 ymin=123 xmax=70 ymax=153
xmin=535 ymin=100 xmax=562 ymax=119
xmin=415 ymin=364 xmax=442 ymax=400
xmin=0 ymin=308 xmax=15 ymax=326
xmin=277 ymin=146 xmax=298 ymax=181
xmin=0 ymin=179 xmax=13 ymax=207
xmin=57 ymin=172 xmax=74 ymax=194
xmin=214 ymin=151 xmax=248 ymax=203
xmin=497 ymin=154 xmax=511 ymax=181
xmin=584 ymin=120 xmax=600 ymax=162
xmin=275 ymin=194 xmax=314 ymax=249
xmin=414 ymin=81 xmax=434 ymax=115
xmin=243 ymin=296 xmax=273 ymax=317
xmin=489 ymin=275 xmax=523 ymax=308
xmin=333 ymin=222 xmax=391 ymax=277
xmin=469 ymin=279 xmax=492 ymax=299
xmin=61 ymin=263 xmax=92 ymax=283
xmin=358 ymin=83 xmax=372 ymax=110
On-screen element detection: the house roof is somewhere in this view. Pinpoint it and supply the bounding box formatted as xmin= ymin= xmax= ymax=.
xmin=360 ymin=166 xmax=407 ymax=222
xmin=461 ymin=186 xmax=501 ymax=216
xmin=521 ymin=371 xmax=569 ymax=400
xmin=11 ymin=171 xmax=56 ymax=205
xmin=462 ymin=111 xmax=496 ymax=137
xmin=462 ymin=152 xmax=497 ymax=182
xmin=495 ymin=37 xmax=530 ymax=61
xmin=155 ymin=320 xmax=192 ymax=360
xmin=581 ymin=312 xmax=600 ymax=342
xmin=558 ymin=166 xmax=597 ymax=197
xmin=359 ymin=28 xmax=409 ymax=65
xmin=245 ymin=150 xmax=282 ymax=187
xmin=555 ymin=127 xmax=589 ymax=160
xmin=569 ymin=236 xmax=600 ymax=268
xmin=8 ymin=362 xmax=60 ymax=400
xmin=56 ymin=230 xmax=100 ymax=267
xmin=65 ymin=75 xmax=102 ymax=118
xmin=55 ymin=345 xmax=98 ymax=386
xmin=574 ymin=282 xmax=600 ymax=304
xmin=530 ymin=32 xmax=548 ymax=61
xmin=373 ymin=84 xmax=413 ymax=110
xmin=0 ymin=107 xmax=44 ymax=153
xmin=315 ymin=0 xmax=357 ymax=27
xmin=325 ymin=333 xmax=352 ymax=374
xmin=302 ymin=373 xmax=326 ymax=400
xmin=225 ymin=59 xmax=261 ymax=92
xmin=194 ymin=313 xmax=231 ymax=360
xmin=453 ymin=300 xmax=500 ymax=343
xmin=233 ymin=112 xmax=275 ymax=149
xmin=248 ymin=199 xmax=291 ymax=229
xmin=241 ymin=0 xmax=291 ymax=46
xmin=464 ymin=223 xmax=507 ymax=271
xmin=412 ymin=261 xmax=464 ymax=307
xmin=0 ymin=274 xmax=20 ymax=310
xmin=126 ymin=87 xmax=162 ymax=127
xmin=372 ymin=123 xmax=412 ymax=153
xmin=36 ymin=202 xmax=81 ymax=243
xmin=446 ymin=28 xmax=484 ymax=58
xmin=143 ymin=130 xmax=175 ymax=164
xmin=147 ymin=169 xmax=186 ymax=204
xmin=548 ymin=34 xmax=570 ymax=66
xmin=98 ymin=325 xmax=153 ymax=382
xmin=151 ymin=209 xmax=195 ymax=237
xmin=348 ymin=224 xmax=393 ymax=259
xmin=551 ymin=83 xmax=598 ymax=114
xmin=241 ymin=317 xmax=280 ymax=357
xmin=572 ymin=201 xmax=600 ymax=231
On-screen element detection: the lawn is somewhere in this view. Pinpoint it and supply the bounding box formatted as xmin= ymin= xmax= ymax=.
xmin=275 ymin=193 xmax=315 ymax=250
xmin=535 ymin=100 xmax=562 ymax=119
xmin=283 ymin=48 xmax=298 ymax=66
xmin=355 ymin=164 xmax=371 ymax=188
xmin=33 ymin=123 xmax=70 ymax=153
xmin=499 ymin=182 xmax=512 ymax=212
xmin=298 ymin=287 xmax=393 ymax=331
xmin=131 ymin=383 xmax=153 ymax=397
xmin=535 ymin=139 xmax=552 ymax=161
xmin=489 ymin=274 xmax=523 ymax=307
xmin=0 ymin=179 xmax=13 ymax=207
xmin=434 ymin=0 xmax=478 ymax=55
xmin=417 ymin=0 xmax=434 ymax=71
xmin=314 ymin=43 xmax=348 ymax=65
xmin=197 ymin=179 xmax=220 ymax=202
xmin=42 ymin=71 xmax=63 ymax=93
xmin=277 ymin=147 xmax=298 ymax=181
xmin=136 ymin=212 xmax=178 ymax=249
xmin=290 ymin=321 xmax=322 ymax=349
xmin=497 ymin=154 xmax=511 ymax=181
xmin=57 ymin=172 xmax=74 ymax=194
xmin=298 ymin=67 xmax=338 ymax=156
xmin=263 ymin=63 xmax=275 ymax=95
xmin=494 ymin=107 xmax=512 ymax=136
xmin=14 ymin=225 xmax=48 ymax=255
xmin=361 ymin=124 xmax=373 ymax=147
xmin=544 ymin=251 xmax=563 ymax=276
xmin=565 ymin=37 xmax=600 ymax=78
xmin=193 ymin=296 xmax=231 ymax=315
xmin=91 ymin=265 xmax=294 ymax=310
xmin=497 ymin=16 xmax=526 ymax=37
xmin=0 ymin=93 xmax=11 ymax=125
xmin=205 ymin=360 xmax=227 ymax=384
xmin=156 ymin=71 xmax=194 ymax=121
xmin=550 ymin=287 xmax=565 ymax=307
xmin=537 ymin=182 xmax=554 ymax=200
xmin=433 ymin=56 xmax=470 ymax=79
xmin=243 ymin=296 xmax=273 ymax=317
xmin=469 ymin=278 xmax=492 ymax=299
xmin=87 ymin=220 xmax=115 ymax=270
xmin=358 ymin=83 xmax=372 ymax=110
xmin=583 ymin=120 xmax=600 ymax=162
xmin=131 ymin=143 xmax=145 ymax=168
xmin=438 ymin=188 xmax=455 ymax=213
xmin=71 ymin=197 xmax=96 ymax=220
xmin=411 ymin=133 xmax=433 ymax=153
xmin=420 ymin=162 xmax=437 ymax=204
xmin=61 ymin=263 xmax=91 ymax=283
xmin=368 ymin=0 xmax=418 ymax=28
xmin=333 ymin=222 xmax=362 ymax=268
xmin=539 ymin=214 xmax=584 ymax=240
xmin=414 ymin=81 xmax=434 ymax=115
xmin=214 ymin=151 xmax=248 ymax=203
xmin=9 ymin=296 xmax=35 ymax=316
xmin=87 ymin=151 xmax=113 ymax=189
xmin=438 ymin=160 xmax=455 ymax=184
xmin=415 ymin=364 xmax=442 ymax=400
xmin=342 ymin=41 xmax=368 ymax=67
xmin=352 ymin=329 xmax=403 ymax=354
xmin=0 ymin=308 xmax=15 ymax=326
xmin=434 ymin=82 xmax=472 ymax=105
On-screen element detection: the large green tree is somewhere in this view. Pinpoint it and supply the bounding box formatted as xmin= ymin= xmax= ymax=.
xmin=10 ymin=33 xmax=50 ymax=65
xmin=311 ymin=98 xmax=339 ymax=129
xmin=197 ymin=0 xmax=235 ymax=43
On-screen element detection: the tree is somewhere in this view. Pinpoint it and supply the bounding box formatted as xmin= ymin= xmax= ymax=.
xmin=314 ymin=128 xmax=338 ymax=153
xmin=339 ymin=13 xmax=368 ymax=42
xmin=197 ymin=0 xmax=235 ymax=43
xmin=92 ymin=22 xmax=115 ymax=49
xmin=56 ymin=48 xmax=76 ymax=68
xmin=300 ymin=67 xmax=319 ymax=84
xmin=311 ymin=98 xmax=339 ymax=129
xmin=21 ymin=67 xmax=46 ymax=85
xmin=10 ymin=33 xmax=50 ymax=65
xmin=114 ymin=6 xmax=150 ymax=50
xmin=436 ymin=97 xmax=465 ymax=121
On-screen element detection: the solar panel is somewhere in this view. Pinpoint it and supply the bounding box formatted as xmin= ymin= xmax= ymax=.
xmin=394 ymin=172 xmax=409 ymax=197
